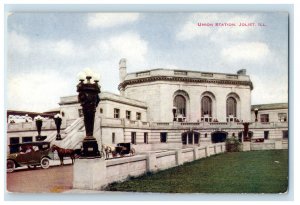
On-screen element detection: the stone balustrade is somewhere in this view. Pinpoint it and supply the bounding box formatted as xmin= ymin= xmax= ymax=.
xmin=7 ymin=119 xmax=67 ymax=132
xmin=88 ymin=118 xmax=288 ymax=130
xmin=8 ymin=116 xmax=287 ymax=135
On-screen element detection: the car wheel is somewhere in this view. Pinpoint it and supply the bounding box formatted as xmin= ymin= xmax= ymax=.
xmin=28 ymin=165 xmax=36 ymax=169
xmin=7 ymin=160 xmax=15 ymax=173
xmin=40 ymin=157 xmax=50 ymax=169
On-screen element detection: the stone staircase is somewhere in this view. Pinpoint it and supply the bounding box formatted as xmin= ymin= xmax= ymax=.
xmin=49 ymin=118 xmax=85 ymax=149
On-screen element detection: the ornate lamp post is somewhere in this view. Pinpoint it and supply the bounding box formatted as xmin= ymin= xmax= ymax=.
xmin=172 ymin=106 xmax=177 ymax=122
xmin=35 ymin=115 xmax=46 ymax=141
xmin=242 ymin=122 xmax=250 ymax=142
xmin=254 ymin=108 xmax=259 ymax=122
xmin=77 ymin=68 xmax=101 ymax=158
xmin=54 ymin=114 xmax=62 ymax=140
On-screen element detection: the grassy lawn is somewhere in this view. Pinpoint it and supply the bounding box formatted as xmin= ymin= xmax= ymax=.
xmin=105 ymin=150 xmax=288 ymax=193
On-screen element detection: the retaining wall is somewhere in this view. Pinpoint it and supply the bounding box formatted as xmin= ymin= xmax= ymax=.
xmin=103 ymin=143 xmax=226 ymax=185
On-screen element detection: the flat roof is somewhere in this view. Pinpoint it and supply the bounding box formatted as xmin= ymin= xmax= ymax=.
xmin=251 ymin=103 xmax=288 ymax=110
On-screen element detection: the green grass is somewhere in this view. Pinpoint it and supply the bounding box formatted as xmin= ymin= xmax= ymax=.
xmin=105 ymin=150 xmax=288 ymax=193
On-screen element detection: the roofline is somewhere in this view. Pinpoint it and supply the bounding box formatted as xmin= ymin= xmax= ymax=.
xmin=127 ymin=68 xmax=248 ymax=77
xmin=251 ymin=103 xmax=288 ymax=110
xmin=59 ymin=92 xmax=147 ymax=108
xmin=119 ymin=75 xmax=253 ymax=90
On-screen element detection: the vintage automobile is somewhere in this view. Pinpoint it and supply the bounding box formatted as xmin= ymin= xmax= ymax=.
xmin=7 ymin=141 xmax=54 ymax=172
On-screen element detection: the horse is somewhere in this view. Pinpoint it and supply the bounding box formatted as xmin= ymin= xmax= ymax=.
xmin=101 ymin=144 xmax=116 ymax=159
xmin=51 ymin=145 xmax=76 ymax=165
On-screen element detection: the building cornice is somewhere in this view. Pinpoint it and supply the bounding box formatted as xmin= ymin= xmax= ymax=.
xmin=118 ymin=76 xmax=253 ymax=91
xmin=101 ymin=97 xmax=148 ymax=109
xmin=59 ymin=96 xmax=147 ymax=109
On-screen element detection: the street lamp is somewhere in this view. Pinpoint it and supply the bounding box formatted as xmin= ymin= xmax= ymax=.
xmin=242 ymin=122 xmax=250 ymax=142
xmin=77 ymin=68 xmax=101 ymax=158
xmin=54 ymin=114 xmax=62 ymax=140
xmin=35 ymin=115 xmax=46 ymax=141
xmin=254 ymin=108 xmax=259 ymax=122
xmin=172 ymin=106 xmax=177 ymax=122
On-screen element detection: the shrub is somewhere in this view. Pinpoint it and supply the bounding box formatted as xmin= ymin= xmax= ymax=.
xmin=226 ymin=136 xmax=241 ymax=152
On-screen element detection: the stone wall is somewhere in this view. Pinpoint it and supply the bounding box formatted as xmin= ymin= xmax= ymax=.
xmin=251 ymin=108 xmax=288 ymax=123
xmin=250 ymin=140 xmax=288 ymax=150
xmin=103 ymin=143 xmax=226 ymax=186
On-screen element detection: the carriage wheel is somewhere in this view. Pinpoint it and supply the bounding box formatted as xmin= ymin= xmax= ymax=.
xmin=40 ymin=157 xmax=50 ymax=169
xmin=112 ymin=151 xmax=117 ymax=158
xmin=130 ymin=148 xmax=136 ymax=156
xmin=7 ymin=160 xmax=15 ymax=173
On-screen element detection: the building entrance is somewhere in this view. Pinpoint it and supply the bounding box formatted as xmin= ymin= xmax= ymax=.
xmin=211 ymin=131 xmax=227 ymax=143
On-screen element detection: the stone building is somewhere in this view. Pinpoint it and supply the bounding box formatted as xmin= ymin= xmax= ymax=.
xmin=7 ymin=59 xmax=288 ymax=152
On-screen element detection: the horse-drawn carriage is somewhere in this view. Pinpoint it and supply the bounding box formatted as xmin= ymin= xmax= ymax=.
xmin=102 ymin=142 xmax=135 ymax=159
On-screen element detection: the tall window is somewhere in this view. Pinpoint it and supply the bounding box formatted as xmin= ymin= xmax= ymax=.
xmin=126 ymin=110 xmax=131 ymax=120
xmin=9 ymin=137 xmax=20 ymax=153
xmin=182 ymin=132 xmax=200 ymax=145
xmin=201 ymin=96 xmax=212 ymax=116
xmin=144 ymin=132 xmax=148 ymax=144
xmin=114 ymin=108 xmax=120 ymax=118
xmin=160 ymin=132 xmax=167 ymax=143
xmin=282 ymin=130 xmax=288 ymax=139
xmin=112 ymin=132 xmax=115 ymax=144
xmin=260 ymin=114 xmax=269 ymax=122
xmin=194 ymin=133 xmax=199 ymax=144
xmin=136 ymin=112 xmax=141 ymax=120
xmin=173 ymin=95 xmax=186 ymax=117
xmin=131 ymin=132 xmax=136 ymax=144
xmin=264 ymin=131 xmax=269 ymax=139
xmin=226 ymin=97 xmax=237 ymax=117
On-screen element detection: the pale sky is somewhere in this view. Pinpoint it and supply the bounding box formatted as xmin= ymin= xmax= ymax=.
xmin=7 ymin=12 xmax=288 ymax=112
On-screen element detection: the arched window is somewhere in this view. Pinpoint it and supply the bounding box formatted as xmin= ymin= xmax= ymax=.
xmin=201 ymin=96 xmax=212 ymax=116
xmin=173 ymin=95 xmax=186 ymax=117
xmin=226 ymin=97 xmax=237 ymax=117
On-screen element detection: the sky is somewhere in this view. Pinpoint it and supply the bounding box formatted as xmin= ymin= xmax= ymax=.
xmin=6 ymin=12 xmax=288 ymax=112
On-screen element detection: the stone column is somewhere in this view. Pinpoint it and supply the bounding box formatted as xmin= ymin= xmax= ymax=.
xmin=176 ymin=149 xmax=183 ymax=165
xmin=193 ymin=147 xmax=199 ymax=160
xmin=192 ymin=132 xmax=195 ymax=145
xmin=275 ymin=141 xmax=283 ymax=149
xmin=147 ymin=152 xmax=157 ymax=172
xmin=214 ymin=144 xmax=217 ymax=154
xmin=242 ymin=142 xmax=251 ymax=151
xmin=205 ymin=146 xmax=210 ymax=157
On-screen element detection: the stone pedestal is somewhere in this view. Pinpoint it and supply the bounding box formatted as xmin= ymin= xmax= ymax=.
xmin=73 ymin=158 xmax=106 ymax=190
xmin=275 ymin=141 xmax=283 ymax=149
xmin=81 ymin=139 xmax=100 ymax=157
xmin=205 ymin=146 xmax=210 ymax=157
xmin=193 ymin=148 xmax=199 ymax=160
xmin=176 ymin=149 xmax=183 ymax=165
xmin=146 ymin=152 xmax=158 ymax=172
xmin=242 ymin=142 xmax=251 ymax=151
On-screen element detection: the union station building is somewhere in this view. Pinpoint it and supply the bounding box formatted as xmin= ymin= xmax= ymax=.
xmin=7 ymin=59 xmax=288 ymax=152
